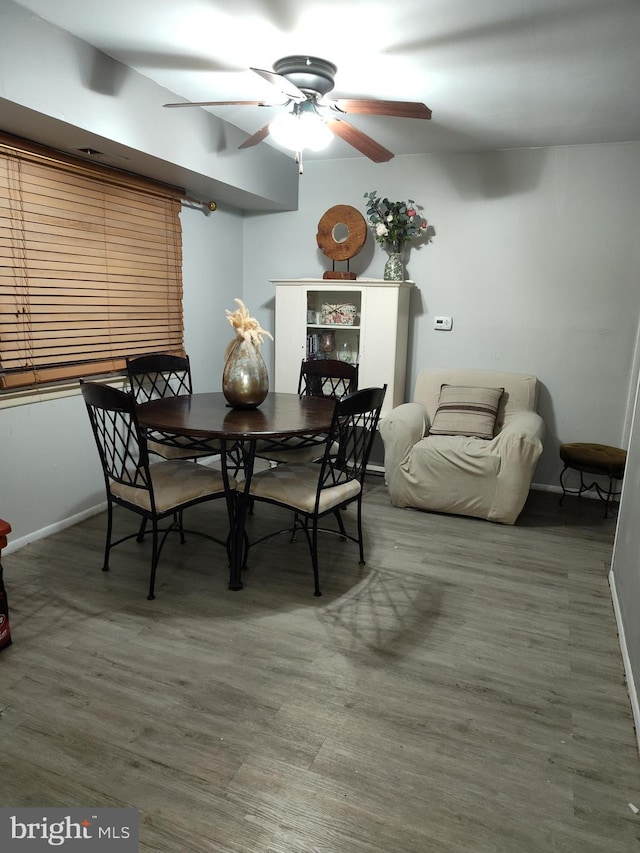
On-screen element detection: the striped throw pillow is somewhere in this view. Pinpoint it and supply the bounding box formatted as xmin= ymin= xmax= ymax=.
xmin=429 ymin=384 xmax=504 ymax=439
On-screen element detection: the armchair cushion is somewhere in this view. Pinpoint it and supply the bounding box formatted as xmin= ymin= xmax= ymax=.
xmin=429 ymin=384 xmax=504 ymax=439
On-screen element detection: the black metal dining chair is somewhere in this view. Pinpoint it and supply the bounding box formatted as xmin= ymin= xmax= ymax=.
xmin=80 ymin=380 xmax=236 ymax=600
xmin=245 ymin=385 xmax=386 ymax=596
xmin=256 ymin=358 xmax=359 ymax=465
xmin=126 ymin=353 xmax=221 ymax=460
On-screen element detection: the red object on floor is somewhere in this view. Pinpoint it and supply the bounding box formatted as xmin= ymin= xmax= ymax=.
xmin=0 ymin=518 xmax=12 ymax=650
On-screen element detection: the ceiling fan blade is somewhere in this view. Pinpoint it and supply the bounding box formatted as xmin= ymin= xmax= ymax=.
xmin=329 ymin=98 xmax=432 ymax=120
xmin=238 ymin=123 xmax=272 ymax=150
xmin=250 ymin=67 xmax=306 ymax=102
xmin=326 ymin=119 xmax=394 ymax=163
xmin=164 ymin=100 xmax=268 ymax=108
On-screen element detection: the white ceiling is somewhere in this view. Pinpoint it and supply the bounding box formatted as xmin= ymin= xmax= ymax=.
xmin=9 ymin=0 xmax=640 ymax=163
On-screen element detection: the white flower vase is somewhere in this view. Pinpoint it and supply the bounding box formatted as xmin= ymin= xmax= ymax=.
xmin=384 ymin=252 xmax=405 ymax=281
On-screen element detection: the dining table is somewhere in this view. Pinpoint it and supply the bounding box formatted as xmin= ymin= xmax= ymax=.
xmin=136 ymin=391 xmax=336 ymax=591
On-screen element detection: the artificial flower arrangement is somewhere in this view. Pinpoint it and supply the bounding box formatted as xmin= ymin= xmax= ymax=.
xmin=224 ymin=298 xmax=273 ymax=359
xmin=363 ymin=190 xmax=430 ymax=253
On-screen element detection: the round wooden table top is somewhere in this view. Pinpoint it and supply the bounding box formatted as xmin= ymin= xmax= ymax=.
xmin=136 ymin=392 xmax=336 ymax=441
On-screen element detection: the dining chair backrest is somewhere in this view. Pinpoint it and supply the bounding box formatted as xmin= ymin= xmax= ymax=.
xmin=297 ymin=358 xmax=359 ymax=399
xmin=126 ymin=353 xmax=193 ymax=403
xmin=317 ymin=385 xmax=386 ymax=495
xmin=80 ymin=380 xmax=152 ymax=497
xmin=126 ymin=353 xmax=221 ymax=460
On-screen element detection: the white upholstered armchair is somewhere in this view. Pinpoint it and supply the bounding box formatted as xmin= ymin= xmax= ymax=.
xmin=379 ymin=368 xmax=545 ymax=525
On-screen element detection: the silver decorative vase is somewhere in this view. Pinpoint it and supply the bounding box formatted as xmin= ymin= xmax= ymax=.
xmin=222 ymin=339 xmax=268 ymax=409
xmin=384 ymin=252 xmax=405 ymax=281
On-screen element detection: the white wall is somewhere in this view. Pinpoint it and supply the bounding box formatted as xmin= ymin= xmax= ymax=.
xmin=611 ymin=371 xmax=640 ymax=748
xmin=0 ymin=204 xmax=242 ymax=551
xmin=242 ymin=143 xmax=640 ymax=488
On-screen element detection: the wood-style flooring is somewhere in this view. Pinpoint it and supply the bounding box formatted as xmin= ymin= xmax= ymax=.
xmin=1 ymin=480 xmax=639 ymax=852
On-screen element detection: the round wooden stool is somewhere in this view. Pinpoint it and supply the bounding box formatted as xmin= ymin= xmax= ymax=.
xmin=559 ymin=442 xmax=627 ymax=518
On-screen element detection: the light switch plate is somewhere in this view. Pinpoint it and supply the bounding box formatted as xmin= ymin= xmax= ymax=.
xmin=434 ymin=316 xmax=453 ymax=331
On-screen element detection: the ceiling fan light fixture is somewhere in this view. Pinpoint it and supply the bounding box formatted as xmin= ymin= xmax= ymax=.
xmin=269 ymin=103 xmax=332 ymax=153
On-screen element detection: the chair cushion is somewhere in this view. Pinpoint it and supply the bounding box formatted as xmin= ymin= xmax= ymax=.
xmin=110 ymin=460 xmax=231 ymax=513
xmin=249 ymin=463 xmax=361 ymax=514
xmin=428 ymin=384 xmax=504 ymax=439
xmin=559 ymin=442 xmax=626 ymax=478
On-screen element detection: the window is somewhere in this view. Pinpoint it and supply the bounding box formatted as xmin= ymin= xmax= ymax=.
xmin=0 ymin=132 xmax=185 ymax=390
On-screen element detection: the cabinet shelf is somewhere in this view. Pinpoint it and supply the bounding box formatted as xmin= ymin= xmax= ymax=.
xmin=307 ymin=324 xmax=361 ymax=331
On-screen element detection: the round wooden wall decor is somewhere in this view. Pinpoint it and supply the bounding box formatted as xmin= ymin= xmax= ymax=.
xmin=316 ymin=205 xmax=367 ymax=262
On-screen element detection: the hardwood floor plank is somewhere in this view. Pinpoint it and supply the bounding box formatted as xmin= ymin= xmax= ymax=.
xmin=1 ymin=484 xmax=638 ymax=851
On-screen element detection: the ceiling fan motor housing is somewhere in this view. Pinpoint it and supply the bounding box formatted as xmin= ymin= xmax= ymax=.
xmin=273 ymin=56 xmax=337 ymax=96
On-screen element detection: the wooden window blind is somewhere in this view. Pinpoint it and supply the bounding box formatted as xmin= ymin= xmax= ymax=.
xmin=0 ymin=133 xmax=185 ymax=390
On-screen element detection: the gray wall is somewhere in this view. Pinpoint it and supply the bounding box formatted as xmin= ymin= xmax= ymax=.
xmin=182 ymin=202 xmax=244 ymax=389
xmin=242 ymin=144 xmax=640 ymax=488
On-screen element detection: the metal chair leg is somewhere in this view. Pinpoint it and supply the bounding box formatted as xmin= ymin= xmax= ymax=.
xmin=136 ymin=517 xmax=147 ymax=543
xmin=333 ymin=507 xmax=348 ymax=539
xmin=147 ymin=521 xmax=159 ymax=601
xmin=103 ymin=501 xmax=113 ymax=571
xmin=311 ymin=521 xmax=321 ymax=597
xmin=357 ymin=498 xmax=366 ymax=565
xmin=559 ymin=466 xmax=569 ymax=506
xmin=604 ymin=476 xmax=614 ymax=519
xmin=176 ymin=510 xmax=186 ymax=544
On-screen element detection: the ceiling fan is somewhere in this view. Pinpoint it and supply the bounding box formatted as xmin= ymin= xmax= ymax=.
xmin=163 ymin=55 xmax=432 ymax=167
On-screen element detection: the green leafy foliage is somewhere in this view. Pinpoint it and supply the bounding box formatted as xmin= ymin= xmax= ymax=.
xmin=364 ymin=190 xmax=430 ymax=252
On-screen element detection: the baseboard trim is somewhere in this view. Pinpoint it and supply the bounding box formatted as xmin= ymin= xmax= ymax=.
xmin=2 ymin=502 xmax=107 ymax=557
xmin=609 ymin=567 xmax=640 ymax=756
xmin=531 ymin=481 xmax=562 ymax=494
xmin=366 ymin=462 xmax=386 ymax=475
xmin=531 ymin=481 xmax=604 ymax=501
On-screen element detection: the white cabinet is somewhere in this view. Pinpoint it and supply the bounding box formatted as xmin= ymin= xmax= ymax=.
xmin=273 ymin=278 xmax=414 ymax=417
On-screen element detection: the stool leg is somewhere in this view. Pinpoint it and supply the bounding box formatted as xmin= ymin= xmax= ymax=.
xmin=559 ymin=466 xmax=569 ymax=506
xmin=604 ymin=476 xmax=614 ymax=519
xmin=579 ymin=471 xmax=588 ymax=498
